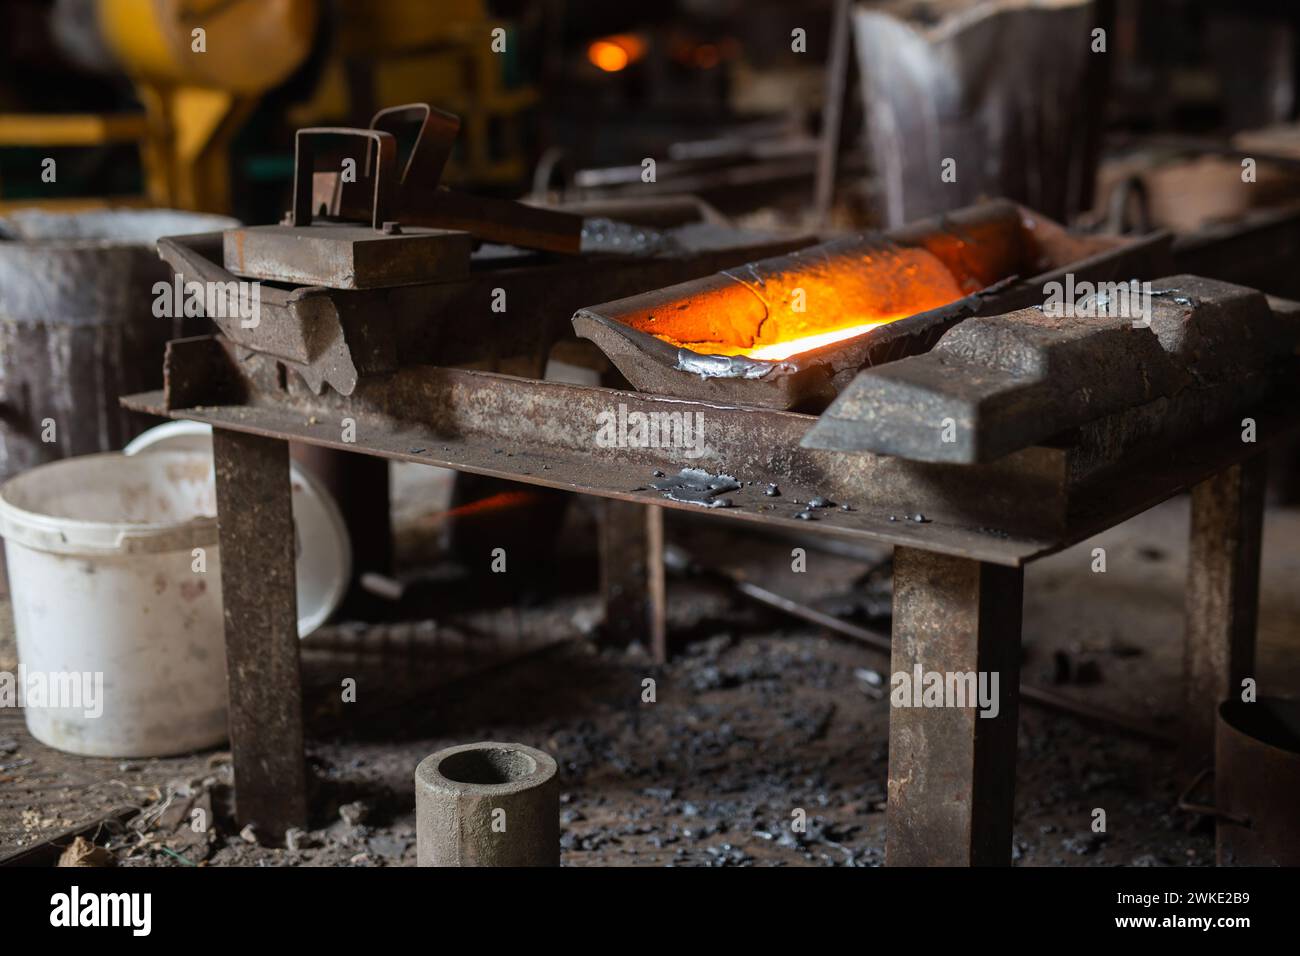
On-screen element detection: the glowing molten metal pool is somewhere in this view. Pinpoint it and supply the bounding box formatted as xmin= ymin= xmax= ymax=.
xmin=646 ymin=244 xmax=968 ymax=361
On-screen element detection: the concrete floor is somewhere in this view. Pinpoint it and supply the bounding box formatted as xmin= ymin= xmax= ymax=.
xmin=1 ymin=482 xmax=1297 ymax=866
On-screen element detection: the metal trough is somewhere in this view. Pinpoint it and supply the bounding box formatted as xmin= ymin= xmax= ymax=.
xmin=573 ymin=200 xmax=1171 ymax=411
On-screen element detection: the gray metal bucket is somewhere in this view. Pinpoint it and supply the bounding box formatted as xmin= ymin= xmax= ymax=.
xmin=0 ymin=208 xmax=237 ymax=481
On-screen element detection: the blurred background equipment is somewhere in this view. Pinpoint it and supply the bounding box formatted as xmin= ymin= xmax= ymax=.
xmin=0 ymin=208 xmax=235 ymax=482
xmin=853 ymin=0 xmax=1105 ymax=227
xmin=1 ymin=0 xmax=317 ymax=212
xmin=286 ymin=0 xmax=540 ymax=186
xmin=0 ymin=0 xmax=541 ymax=214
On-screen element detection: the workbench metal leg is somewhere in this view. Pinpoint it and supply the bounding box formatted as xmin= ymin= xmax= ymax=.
xmin=886 ymin=547 xmax=1023 ymax=866
xmin=598 ymin=500 xmax=667 ymax=663
xmin=1184 ymin=455 xmax=1266 ymax=770
xmin=213 ymin=429 xmax=308 ymax=836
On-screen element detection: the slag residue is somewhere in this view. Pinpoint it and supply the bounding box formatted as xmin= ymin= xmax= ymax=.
xmin=650 ymin=468 xmax=741 ymax=508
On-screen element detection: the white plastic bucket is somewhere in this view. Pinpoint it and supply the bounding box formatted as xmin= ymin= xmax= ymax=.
xmin=123 ymin=421 xmax=351 ymax=637
xmin=0 ymin=451 xmax=227 ymax=757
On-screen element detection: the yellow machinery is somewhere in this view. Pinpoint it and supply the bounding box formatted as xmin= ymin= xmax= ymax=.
xmin=0 ymin=0 xmax=538 ymax=213
xmin=0 ymin=0 xmax=316 ymax=213
xmin=290 ymin=0 xmax=539 ymax=186
xmin=96 ymin=0 xmax=317 ymax=212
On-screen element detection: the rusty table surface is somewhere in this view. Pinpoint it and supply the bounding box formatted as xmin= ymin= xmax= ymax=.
xmin=121 ymin=346 xmax=1300 ymax=569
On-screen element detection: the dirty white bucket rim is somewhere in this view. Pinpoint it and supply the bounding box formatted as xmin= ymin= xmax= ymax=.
xmin=124 ymin=421 xmax=351 ymax=637
xmin=0 ymin=450 xmax=218 ymax=555
xmin=0 ymin=449 xmax=229 ymax=757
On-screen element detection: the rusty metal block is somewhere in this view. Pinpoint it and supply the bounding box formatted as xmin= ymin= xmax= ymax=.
xmin=224 ymin=223 xmax=472 ymax=290
xmin=805 ymin=275 xmax=1300 ymax=463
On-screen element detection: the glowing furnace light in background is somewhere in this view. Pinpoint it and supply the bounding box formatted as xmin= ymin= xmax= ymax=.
xmin=588 ymin=35 xmax=647 ymax=73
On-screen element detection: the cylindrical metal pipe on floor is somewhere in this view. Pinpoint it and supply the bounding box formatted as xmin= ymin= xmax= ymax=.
xmin=1216 ymin=698 xmax=1300 ymax=866
xmin=415 ymin=742 xmax=559 ymax=867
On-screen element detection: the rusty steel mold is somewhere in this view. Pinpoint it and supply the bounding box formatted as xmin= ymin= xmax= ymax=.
xmin=807 ymin=276 xmax=1300 ymax=464
xmin=573 ymin=200 xmax=1172 ymax=410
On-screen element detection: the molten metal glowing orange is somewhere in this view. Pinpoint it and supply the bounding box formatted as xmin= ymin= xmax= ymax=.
xmin=642 ymin=245 xmax=967 ymax=361
xmin=741 ymin=318 xmax=899 ymax=360
xmin=417 ymin=490 xmax=542 ymax=529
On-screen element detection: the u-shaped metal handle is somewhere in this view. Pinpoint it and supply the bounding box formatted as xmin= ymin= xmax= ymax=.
xmin=369 ymin=103 xmax=460 ymax=193
xmin=292 ymin=127 xmax=397 ymax=230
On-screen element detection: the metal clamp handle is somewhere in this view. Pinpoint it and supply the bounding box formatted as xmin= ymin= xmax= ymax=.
xmin=292 ymin=127 xmax=397 ymax=230
xmin=369 ymin=103 xmax=460 ymax=193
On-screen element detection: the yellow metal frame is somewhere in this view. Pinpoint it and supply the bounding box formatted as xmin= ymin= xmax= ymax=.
xmin=0 ymin=0 xmax=315 ymax=213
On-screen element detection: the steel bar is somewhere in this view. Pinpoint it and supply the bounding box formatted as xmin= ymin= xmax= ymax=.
xmin=813 ymin=0 xmax=853 ymax=226
xmin=370 ymin=103 xmax=458 ymax=193
xmin=212 ymin=429 xmax=308 ymax=836
xmin=1184 ymin=455 xmax=1266 ymax=771
xmin=647 ymin=505 xmax=667 ymax=663
xmin=295 ymin=104 xmax=582 ymax=253
xmin=293 ymin=127 xmax=397 ymax=230
xmin=598 ymin=500 xmax=667 ymax=662
xmin=886 ymin=547 xmax=1023 ymax=866
xmin=223 ymin=223 xmax=472 ymax=290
